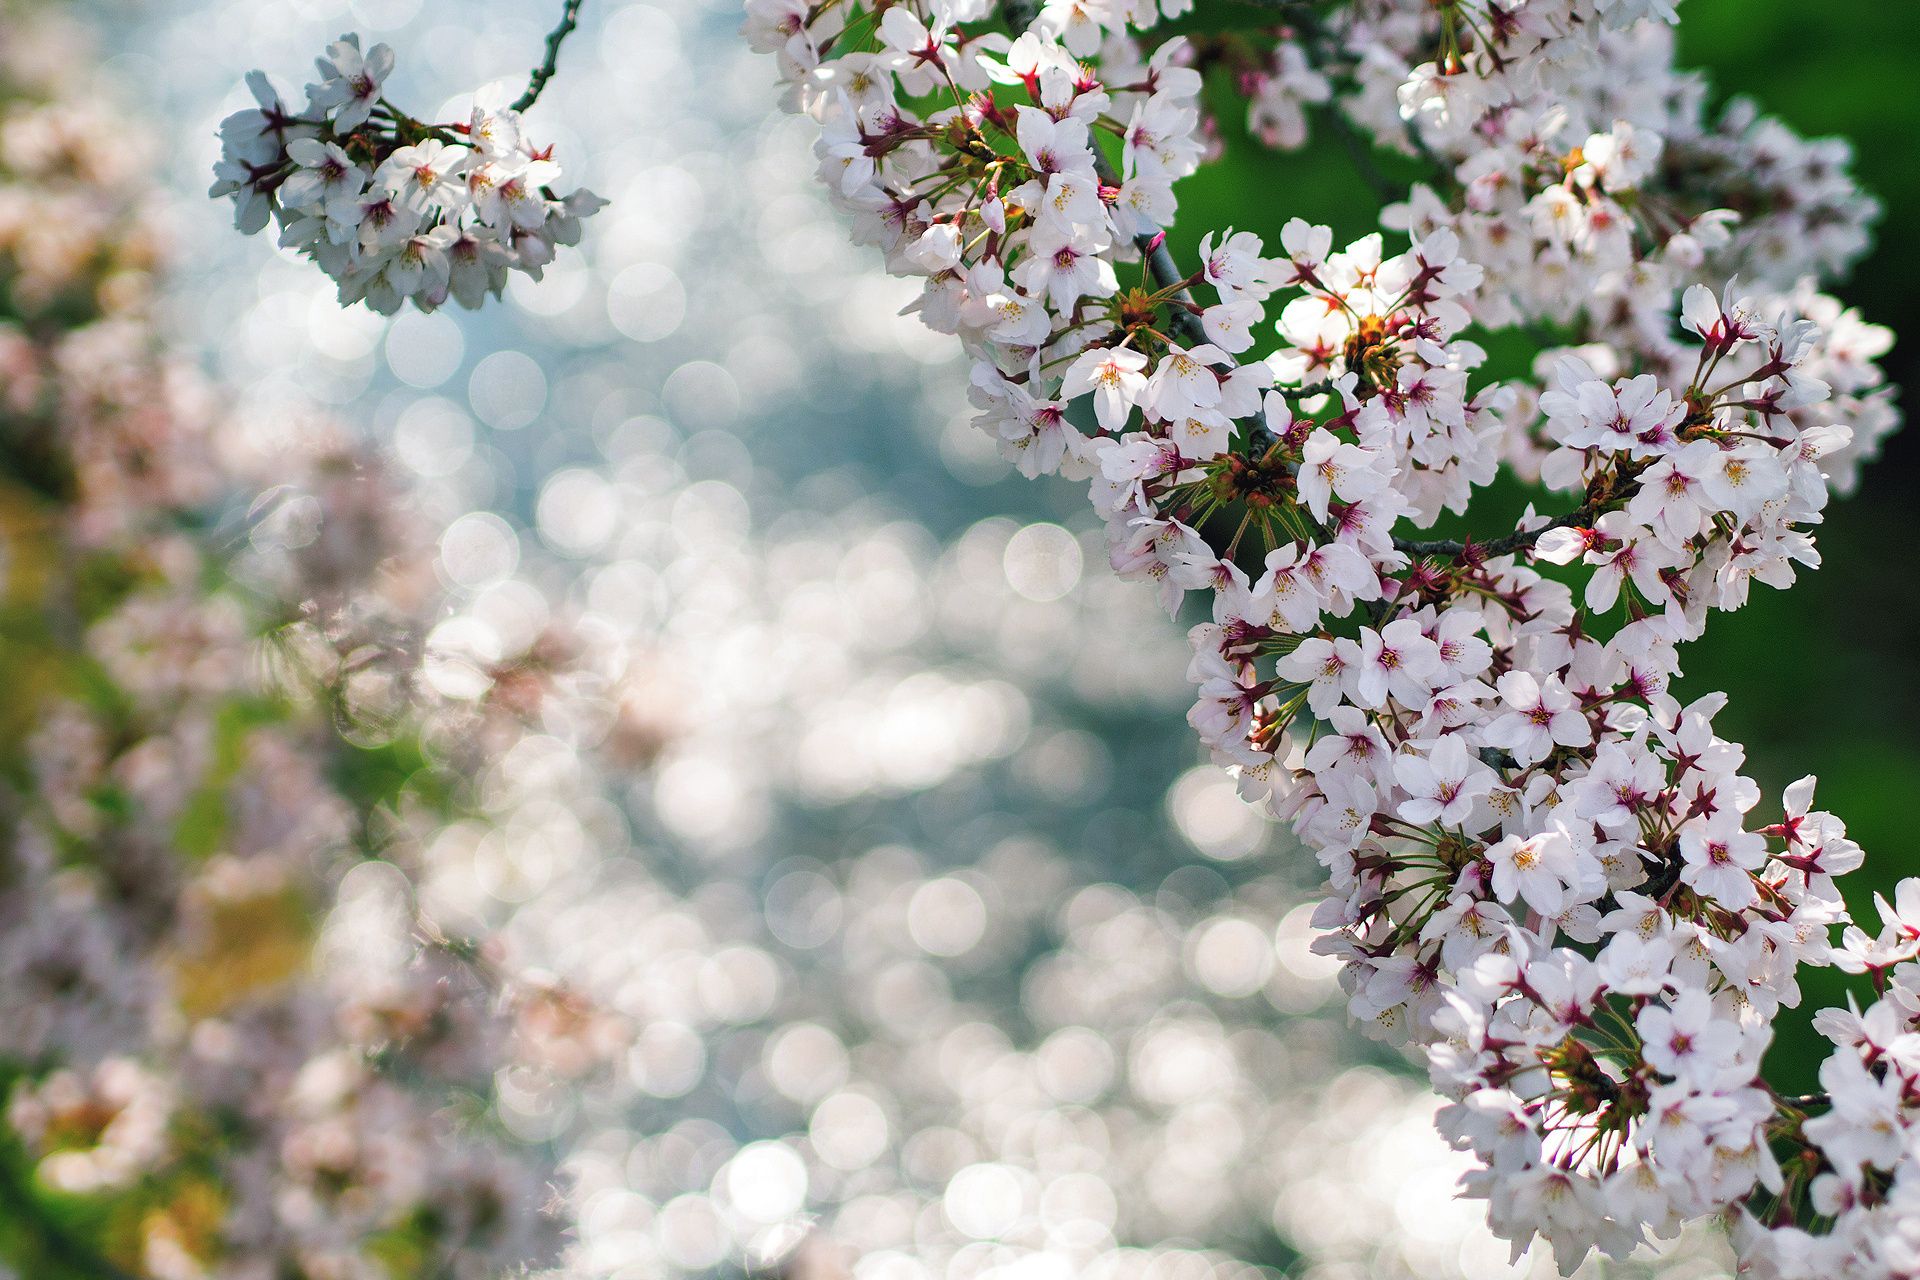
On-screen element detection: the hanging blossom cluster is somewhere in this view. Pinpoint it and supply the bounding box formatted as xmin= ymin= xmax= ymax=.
xmin=746 ymin=0 xmax=1910 ymax=1272
xmin=211 ymin=18 xmax=605 ymax=314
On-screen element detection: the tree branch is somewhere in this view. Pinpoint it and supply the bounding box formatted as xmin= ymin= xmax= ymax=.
xmin=1085 ymin=149 xmax=1210 ymax=347
xmin=512 ymin=0 xmax=586 ymax=113
xmin=1394 ymin=504 xmax=1596 ymax=561
xmin=1271 ymin=380 xmax=1331 ymax=400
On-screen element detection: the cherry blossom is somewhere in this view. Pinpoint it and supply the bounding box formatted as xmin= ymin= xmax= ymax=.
xmin=1393 ymin=734 xmax=1494 ymax=827
xmin=214 ymin=33 xmax=603 ymax=312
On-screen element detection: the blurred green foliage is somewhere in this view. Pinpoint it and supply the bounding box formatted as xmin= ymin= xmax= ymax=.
xmin=1167 ymin=0 xmax=1917 ymax=1090
xmin=0 ymin=1061 xmax=226 ymax=1280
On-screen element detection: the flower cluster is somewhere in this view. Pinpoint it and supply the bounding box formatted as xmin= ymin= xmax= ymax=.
xmin=1224 ymin=12 xmax=1881 ymax=319
xmin=212 ymin=31 xmax=605 ymax=313
xmin=6 ymin=1059 xmax=173 ymax=1196
xmin=748 ymin=0 xmax=1908 ymax=1271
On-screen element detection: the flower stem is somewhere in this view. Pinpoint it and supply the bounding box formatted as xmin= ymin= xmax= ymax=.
xmin=513 ymin=0 xmax=587 ymax=113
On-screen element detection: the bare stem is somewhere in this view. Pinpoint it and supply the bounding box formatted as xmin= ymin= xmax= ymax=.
xmin=1272 ymin=381 xmax=1332 ymax=400
xmin=513 ymin=0 xmax=586 ymax=113
xmin=1394 ymin=504 xmax=1597 ymax=561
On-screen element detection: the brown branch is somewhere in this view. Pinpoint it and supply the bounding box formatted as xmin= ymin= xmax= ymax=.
xmin=1085 ymin=149 xmax=1210 ymax=347
xmin=1394 ymin=504 xmax=1596 ymax=562
xmin=512 ymin=0 xmax=586 ymax=113
xmin=1272 ymin=380 xmax=1332 ymax=400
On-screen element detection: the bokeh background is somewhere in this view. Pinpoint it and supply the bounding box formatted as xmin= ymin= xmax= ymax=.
xmin=25 ymin=0 xmax=1908 ymax=1273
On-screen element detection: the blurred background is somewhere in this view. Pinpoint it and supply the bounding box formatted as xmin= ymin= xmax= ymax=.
xmin=5 ymin=0 xmax=1903 ymax=1274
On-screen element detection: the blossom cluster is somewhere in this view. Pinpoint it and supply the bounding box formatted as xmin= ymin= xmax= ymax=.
xmin=746 ymin=0 xmax=1908 ymax=1271
xmin=211 ymin=32 xmax=605 ymax=313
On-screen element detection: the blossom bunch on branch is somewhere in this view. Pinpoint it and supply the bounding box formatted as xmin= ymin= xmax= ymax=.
xmin=743 ymin=0 xmax=1908 ymax=1272
xmin=211 ymin=5 xmax=604 ymax=314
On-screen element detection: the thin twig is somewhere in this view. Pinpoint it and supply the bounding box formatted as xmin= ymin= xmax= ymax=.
xmin=512 ymin=0 xmax=586 ymax=113
xmin=1394 ymin=504 xmax=1596 ymax=561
